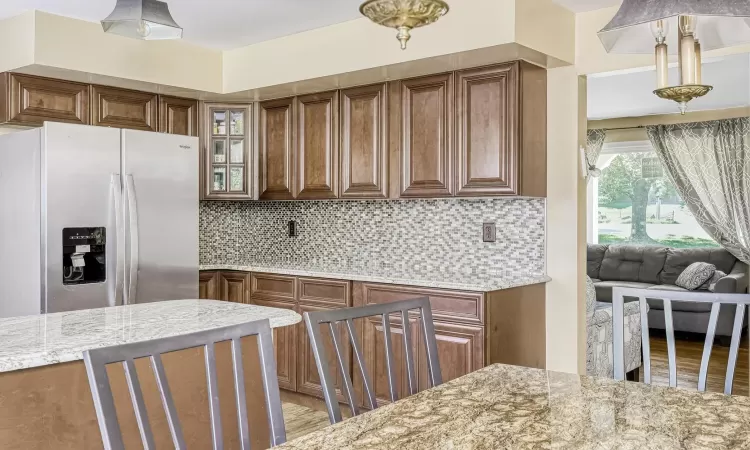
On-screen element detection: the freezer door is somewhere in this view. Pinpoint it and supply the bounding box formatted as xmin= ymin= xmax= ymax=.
xmin=42 ymin=123 xmax=124 ymax=313
xmin=122 ymin=130 xmax=199 ymax=303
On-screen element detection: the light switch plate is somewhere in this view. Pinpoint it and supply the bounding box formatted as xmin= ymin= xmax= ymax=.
xmin=482 ymin=223 xmax=496 ymax=242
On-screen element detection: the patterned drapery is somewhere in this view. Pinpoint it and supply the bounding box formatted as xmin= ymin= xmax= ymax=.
xmin=585 ymin=129 xmax=607 ymax=182
xmin=647 ymin=119 xmax=750 ymax=264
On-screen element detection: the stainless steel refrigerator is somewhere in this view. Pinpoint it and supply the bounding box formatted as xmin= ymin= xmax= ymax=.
xmin=0 ymin=122 xmax=198 ymax=318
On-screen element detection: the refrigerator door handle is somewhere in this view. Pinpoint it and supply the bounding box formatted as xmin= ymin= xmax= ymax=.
xmin=125 ymin=174 xmax=139 ymax=305
xmin=108 ymin=174 xmax=125 ymax=307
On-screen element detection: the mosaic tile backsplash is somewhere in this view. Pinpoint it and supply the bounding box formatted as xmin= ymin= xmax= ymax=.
xmin=200 ymin=198 xmax=546 ymax=283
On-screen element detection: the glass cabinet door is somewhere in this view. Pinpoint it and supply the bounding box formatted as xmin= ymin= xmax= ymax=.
xmin=203 ymin=104 xmax=253 ymax=199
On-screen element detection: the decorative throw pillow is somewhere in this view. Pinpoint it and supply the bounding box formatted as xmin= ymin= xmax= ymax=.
xmin=701 ymin=270 xmax=726 ymax=292
xmin=675 ymin=262 xmax=716 ymax=291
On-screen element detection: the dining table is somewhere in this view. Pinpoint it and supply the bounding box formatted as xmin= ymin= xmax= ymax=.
xmin=274 ymin=363 xmax=750 ymax=450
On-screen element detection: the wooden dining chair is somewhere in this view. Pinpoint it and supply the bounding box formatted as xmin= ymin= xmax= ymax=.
xmin=82 ymin=319 xmax=286 ymax=450
xmin=612 ymin=287 xmax=750 ymax=394
xmin=303 ymin=297 xmax=443 ymax=424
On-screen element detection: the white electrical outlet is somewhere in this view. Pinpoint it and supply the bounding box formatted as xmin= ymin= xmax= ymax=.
xmin=482 ymin=223 xmax=496 ymax=242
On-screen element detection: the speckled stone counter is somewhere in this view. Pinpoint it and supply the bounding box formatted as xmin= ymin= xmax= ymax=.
xmin=200 ymin=264 xmax=550 ymax=292
xmin=276 ymin=364 xmax=750 ymax=450
xmin=0 ymin=299 xmax=301 ymax=373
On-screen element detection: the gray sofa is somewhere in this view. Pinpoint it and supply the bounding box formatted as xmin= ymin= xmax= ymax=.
xmin=587 ymin=244 xmax=749 ymax=337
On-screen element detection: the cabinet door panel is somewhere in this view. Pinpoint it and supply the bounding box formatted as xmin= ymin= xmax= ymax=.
xmin=259 ymin=97 xmax=295 ymax=200
xmin=252 ymin=299 xmax=297 ymax=392
xmin=159 ymin=96 xmax=198 ymax=136
xmin=91 ymin=85 xmax=158 ymax=131
xmin=202 ymin=104 xmax=253 ymax=200
xmin=297 ymin=304 xmax=351 ymax=403
xmin=340 ymin=83 xmax=388 ymax=199
xmin=400 ymin=73 xmax=453 ymax=197
xmin=298 ymin=277 xmax=350 ymax=307
xmin=296 ymin=91 xmax=338 ymax=199
xmin=219 ymin=272 xmax=249 ymax=303
xmin=456 ymin=63 xmax=519 ymax=196
xmin=3 ymin=73 xmax=89 ymax=126
xmin=418 ymin=321 xmax=484 ymax=390
xmin=199 ymin=271 xmax=219 ymax=300
xmin=250 ymin=273 xmax=296 ymax=303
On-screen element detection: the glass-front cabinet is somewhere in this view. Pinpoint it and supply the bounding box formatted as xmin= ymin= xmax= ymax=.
xmin=202 ymin=103 xmax=254 ymax=200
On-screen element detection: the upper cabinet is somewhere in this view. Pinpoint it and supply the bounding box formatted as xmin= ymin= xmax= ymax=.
xmin=296 ymin=91 xmax=339 ymax=199
xmin=259 ymin=97 xmax=296 ymax=200
xmin=0 ymin=73 xmax=89 ymax=126
xmin=90 ymin=85 xmax=158 ymax=131
xmin=202 ymin=103 xmax=254 ymax=200
xmin=159 ymin=96 xmax=198 ymax=136
xmin=455 ymin=62 xmax=546 ymax=197
xmin=398 ymin=73 xmax=454 ymax=198
xmin=340 ymin=83 xmax=388 ymax=199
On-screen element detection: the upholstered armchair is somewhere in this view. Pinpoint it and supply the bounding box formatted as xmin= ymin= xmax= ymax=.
xmin=586 ymin=275 xmax=645 ymax=379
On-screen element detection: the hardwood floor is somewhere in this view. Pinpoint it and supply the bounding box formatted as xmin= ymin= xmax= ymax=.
xmin=644 ymin=335 xmax=749 ymax=396
xmin=282 ymin=402 xmax=331 ymax=441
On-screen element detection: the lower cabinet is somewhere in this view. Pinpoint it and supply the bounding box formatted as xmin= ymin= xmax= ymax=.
xmin=253 ymin=299 xmax=298 ymax=392
xmin=198 ymin=270 xmax=248 ymax=303
xmin=418 ymin=320 xmax=484 ymax=391
xmin=199 ymin=271 xmax=219 ymax=300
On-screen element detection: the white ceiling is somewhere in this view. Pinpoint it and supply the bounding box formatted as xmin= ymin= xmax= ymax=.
xmin=552 ymin=0 xmax=620 ymax=12
xmin=0 ymin=0 xmax=364 ymax=49
xmin=587 ymin=53 xmax=750 ymax=120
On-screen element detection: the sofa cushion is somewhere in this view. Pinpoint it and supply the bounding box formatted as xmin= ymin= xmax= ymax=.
xmin=645 ymin=285 xmax=713 ymax=313
xmin=660 ymin=247 xmax=737 ymax=286
xmin=599 ymin=245 xmax=668 ymax=284
xmin=587 ymin=244 xmax=608 ymax=279
xmin=593 ymin=280 xmax=655 ymax=302
xmin=675 ymin=262 xmax=716 ymax=290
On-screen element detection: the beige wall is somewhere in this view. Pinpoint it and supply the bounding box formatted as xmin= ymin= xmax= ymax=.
xmin=546 ymin=67 xmax=587 ymax=374
xmin=0 ymin=12 xmax=35 ymax=73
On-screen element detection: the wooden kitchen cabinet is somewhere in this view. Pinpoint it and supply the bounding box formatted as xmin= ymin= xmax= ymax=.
xmin=455 ymin=61 xmax=546 ymax=197
xmin=159 ymin=96 xmax=198 ymax=136
xmin=339 ymin=83 xmax=388 ymax=199
xmin=418 ymin=320 xmax=484 ymax=389
xmin=90 ymin=85 xmax=158 ymax=131
xmin=199 ymin=271 xmax=220 ymax=300
xmin=397 ymin=73 xmax=454 ymax=198
xmin=259 ymin=97 xmax=296 ymax=200
xmin=0 ymin=73 xmax=90 ymax=126
xmin=252 ymin=298 xmax=298 ymax=391
xmin=202 ymin=103 xmax=254 ymax=200
xmin=219 ymin=271 xmax=250 ymax=303
xmin=295 ymin=91 xmax=339 ymax=199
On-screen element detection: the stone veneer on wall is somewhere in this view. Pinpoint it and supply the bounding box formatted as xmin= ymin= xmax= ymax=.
xmin=200 ymin=198 xmax=546 ymax=283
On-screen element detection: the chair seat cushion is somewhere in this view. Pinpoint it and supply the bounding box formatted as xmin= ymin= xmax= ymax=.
xmin=594 ymin=281 xmax=656 ymax=302
xmin=645 ymin=285 xmax=714 ymax=312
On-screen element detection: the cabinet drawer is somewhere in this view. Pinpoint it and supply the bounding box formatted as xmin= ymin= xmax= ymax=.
xmin=298 ymin=277 xmax=351 ymax=307
xmin=250 ymin=273 xmax=296 ymax=302
xmin=355 ymin=282 xmax=484 ymax=325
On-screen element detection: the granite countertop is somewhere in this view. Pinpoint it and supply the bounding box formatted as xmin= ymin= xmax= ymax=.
xmin=200 ymin=264 xmax=550 ymax=292
xmin=276 ymin=364 xmax=750 ymax=450
xmin=0 ymin=300 xmax=301 ymax=373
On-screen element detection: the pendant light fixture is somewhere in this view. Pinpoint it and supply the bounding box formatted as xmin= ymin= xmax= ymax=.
xmin=102 ymin=0 xmax=182 ymax=40
xmin=360 ymin=0 xmax=449 ymax=50
xmin=598 ymin=1 xmax=750 ymax=114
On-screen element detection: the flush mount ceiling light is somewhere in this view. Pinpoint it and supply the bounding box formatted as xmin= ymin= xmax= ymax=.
xmin=102 ymin=0 xmax=183 ymax=40
xmin=360 ymin=0 xmax=449 ymax=50
xmin=598 ymin=0 xmax=750 ymax=114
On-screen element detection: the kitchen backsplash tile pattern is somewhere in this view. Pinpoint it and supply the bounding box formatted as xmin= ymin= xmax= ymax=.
xmin=200 ymin=198 xmax=546 ymax=283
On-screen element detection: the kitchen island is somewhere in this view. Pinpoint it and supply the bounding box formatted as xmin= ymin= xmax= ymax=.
xmin=0 ymin=300 xmax=301 ymax=449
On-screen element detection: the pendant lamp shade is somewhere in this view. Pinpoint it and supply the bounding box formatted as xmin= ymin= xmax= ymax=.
xmin=598 ymin=0 xmax=750 ymax=54
xmin=102 ymin=0 xmax=182 ymax=40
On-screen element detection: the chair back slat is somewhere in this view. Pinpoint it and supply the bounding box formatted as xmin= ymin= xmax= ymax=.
xmin=725 ymin=304 xmax=746 ymax=394
xmin=327 ymin=322 xmax=359 ymax=415
xmin=662 ymin=299 xmax=678 ymax=388
xmin=638 ymin=296 xmax=652 ymax=384
xmin=381 ymin=313 xmax=399 ymax=403
xmin=123 ymin=359 xmax=155 ymax=449
xmin=400 ymin=309 xmax=418 ymax=396
xmin=203 ymin=343 xmax=223 ymax=450
xmin=346 ymin=318 xmax=377 ymax=410
xmin=698 ymin=303 xmax=721 ymax=391
xmin=613 ymin=287 xmax=750 ymax=395
xmin=83 ymin=319 xmax=286 ymax=450
xmin=303 ymin=297 xmax=442 ymax=425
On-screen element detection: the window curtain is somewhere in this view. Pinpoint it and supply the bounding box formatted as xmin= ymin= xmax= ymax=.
xmin=647 ymin=119 xmax=750 ymax=264
xmin=585 ymin=129 xmax=607 ymax=182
